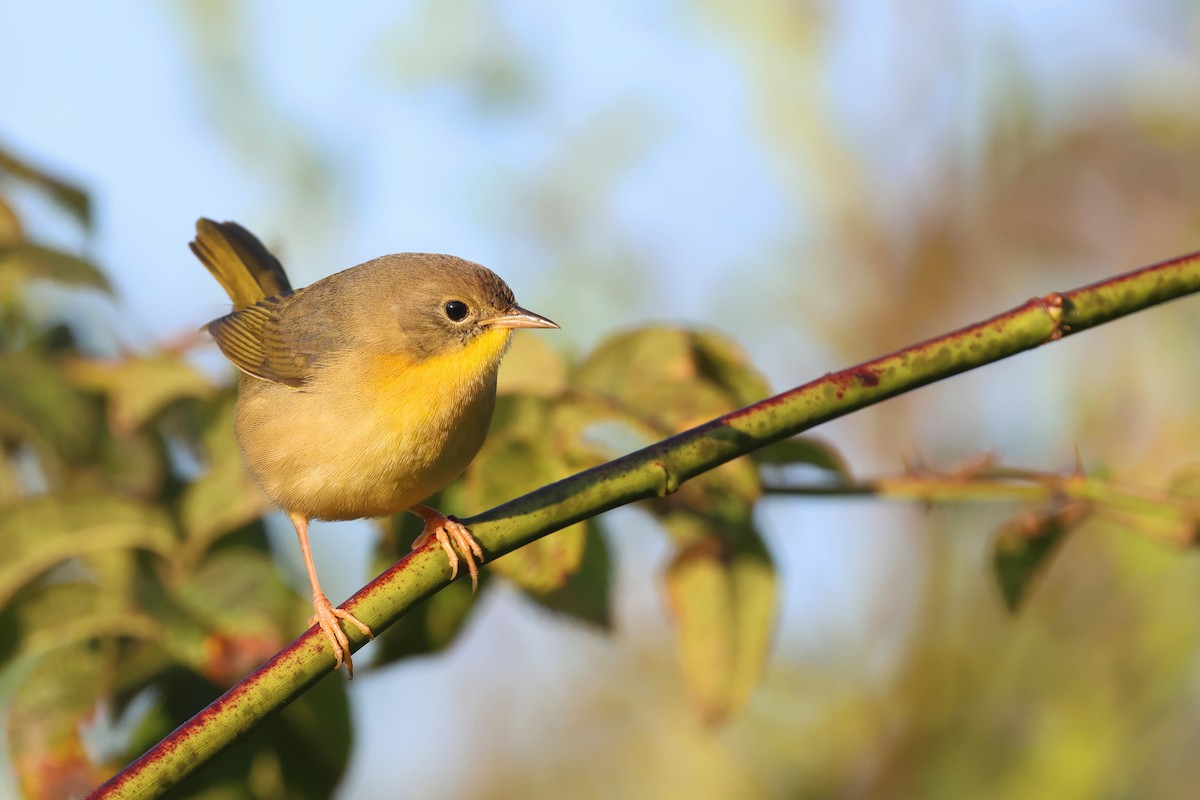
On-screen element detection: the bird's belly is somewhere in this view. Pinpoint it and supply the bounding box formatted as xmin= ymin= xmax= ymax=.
xmin=235 ymin=354 xmax=498 ymax=521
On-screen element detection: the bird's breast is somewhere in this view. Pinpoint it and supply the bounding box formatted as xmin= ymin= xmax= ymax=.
xmin=235 ymin=330 xmax=511 ymax=520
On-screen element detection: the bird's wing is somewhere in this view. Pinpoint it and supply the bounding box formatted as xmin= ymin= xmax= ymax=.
xmin=207 ymin=292 xmax=328 ymax=387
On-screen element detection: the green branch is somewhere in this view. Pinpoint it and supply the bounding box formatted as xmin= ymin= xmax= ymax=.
xmin=88 ymin=249 xmax=1200 ymax=799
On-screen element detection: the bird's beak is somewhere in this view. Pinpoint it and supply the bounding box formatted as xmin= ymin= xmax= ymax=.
xmin=483 ymin=305 xmax=559 ymax=330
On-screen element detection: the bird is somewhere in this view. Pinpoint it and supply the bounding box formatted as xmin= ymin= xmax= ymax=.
xmin=189 ymin=218 xmax=558 ymax=676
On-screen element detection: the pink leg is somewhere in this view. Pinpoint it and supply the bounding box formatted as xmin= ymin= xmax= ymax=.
xmin=289 ymin=511 xmax=373 ymax=678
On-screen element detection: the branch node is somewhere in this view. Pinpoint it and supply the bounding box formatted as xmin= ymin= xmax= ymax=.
xmin=1042 ymin=292 xmax=1066 ymax=340
xmin=652 ymin=459 xmax=680 ymax=496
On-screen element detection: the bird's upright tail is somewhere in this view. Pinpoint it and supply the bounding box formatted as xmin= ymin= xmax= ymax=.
xmin=189 ymin=218 xmax=293 ymax=310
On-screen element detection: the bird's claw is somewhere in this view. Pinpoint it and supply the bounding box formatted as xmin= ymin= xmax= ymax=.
xmin=310 ymin=592 xmax=373 ymax=679
xmin=412 ymin=511 xmax=485 ymax=591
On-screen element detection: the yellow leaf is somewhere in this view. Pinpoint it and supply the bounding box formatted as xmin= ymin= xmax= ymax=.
xmin=663 ymin=522 xmax=778 ymax=724
xmin=666 ymin=542 xmax=736 ymax=725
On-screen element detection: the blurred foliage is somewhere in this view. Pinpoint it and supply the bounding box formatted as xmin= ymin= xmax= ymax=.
xmin=2 ymin=140 xmax=1199 ymax=796
xmin=358 ymin=4 xmax=1200 ymax=797
xmin=5 ymin=3 xmax=1200 ymax=798
xmin=0 ymin=144 xmax=846 ymax=798
xmin=0 ymin=149 xmax=343 ymax=799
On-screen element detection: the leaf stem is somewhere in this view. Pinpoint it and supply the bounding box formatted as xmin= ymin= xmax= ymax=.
xmin=764 ymin=470 xmax=1200 ymax=544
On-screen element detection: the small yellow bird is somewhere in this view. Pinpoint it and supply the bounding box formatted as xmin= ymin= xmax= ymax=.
xmin=189 ymin=219 xmax=557 ymax=676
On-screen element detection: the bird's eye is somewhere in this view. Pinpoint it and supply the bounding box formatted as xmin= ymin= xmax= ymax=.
xmin=444 ymin=300 xmax=469 ymax=322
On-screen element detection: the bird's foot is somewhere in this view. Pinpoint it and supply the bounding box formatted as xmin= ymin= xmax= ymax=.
xmin=309 ymin=592 xmax=373 ymax=678
xmin=411 ymin=507 xmax=484 ymax=591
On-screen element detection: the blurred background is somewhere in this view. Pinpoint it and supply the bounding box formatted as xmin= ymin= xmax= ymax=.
xmin=3 ymin=1 xmax=1200 ymax=798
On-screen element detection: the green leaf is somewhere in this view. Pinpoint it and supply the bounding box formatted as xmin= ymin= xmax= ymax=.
xmin=575 ymin=327 xmax=692 ymax=400
xmin=64 ymin=353 xmax=215 ymax=434
xmin=575 ymin=326 xmax=771 ymax=432
xmin=162 ymin=548 xmax=296 ymax=685
xmin=96 ymin=429 xmax=166 ymax=501
xmin=0 ymin=242 xmax=109 ymax=294
xmin=488 ymin=520 xmax=587 ymax=593
xmin=725 ymin=532 xmax=777 ymax=713
xmin=489 ymin=391 xmax=631 ymax=474
xmin=992 ymin=500 xmax=1091 ymax=612
xmin=453 ymin=410 xmax=585 ymax=592
xmin=180 ymin=394 xmax=268 ymax=552
xmin=526 ymin=519 xmax=612 ymax=629
xmin=548 ymin=393 xmax=644 ymax=466
xmin=575 ymin=329 xmax=718 ymax=431
xmin=0 ymin=350 xmax=101 ymax=465
xmin=689 ymin=328 xmax=771 ymax=406
xmin=663 ymin=519 xmax=778 ymax=724
xmin=0 ymin=493 xmax=175 ymax=610
xmin=753 ymin=435 xmax=849 ymax=477
xmin=676 ymin=456 xmax=764 ymax=517
xmin=485 ymin=393 xmax=559 ymax=443
xmin=0 ymin=146 xmax=92 ymax=229
xmin=496 ymin=332 xmax=567 ymax=397
xmin=0 ymin=576 xmax=158 ymax=667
